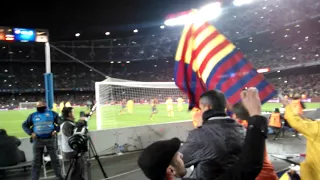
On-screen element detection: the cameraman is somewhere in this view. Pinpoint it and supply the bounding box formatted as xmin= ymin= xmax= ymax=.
xmin=60 ymin=107 xmax=86 ymax=180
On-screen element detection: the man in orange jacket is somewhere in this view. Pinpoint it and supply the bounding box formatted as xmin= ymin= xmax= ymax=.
xmin=233 ymin=102 xmax=278 ymax=180
xmin=291 ymin=94 xmax=305 ymax=115
xmin=269 ymin=108 xmax=282 ymax=128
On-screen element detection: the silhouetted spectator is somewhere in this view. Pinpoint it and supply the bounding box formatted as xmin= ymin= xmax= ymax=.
xmin=0 ymin=129 xmax=26 ymax=167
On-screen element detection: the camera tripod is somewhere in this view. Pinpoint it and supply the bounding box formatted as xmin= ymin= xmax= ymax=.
xmin=65 ymin=135 xmax=108 ymax=180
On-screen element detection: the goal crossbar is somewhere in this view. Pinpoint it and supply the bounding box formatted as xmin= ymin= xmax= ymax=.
xmin=96 ymin=81 xmax=177 ymax=88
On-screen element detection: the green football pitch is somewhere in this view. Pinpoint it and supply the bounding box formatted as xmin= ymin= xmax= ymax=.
xmin=1 ymin=103 xmax=319 ymax=138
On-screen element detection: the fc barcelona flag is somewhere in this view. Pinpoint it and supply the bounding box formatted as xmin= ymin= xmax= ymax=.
xmin=174 ymin=21 xmax=277 ymax=110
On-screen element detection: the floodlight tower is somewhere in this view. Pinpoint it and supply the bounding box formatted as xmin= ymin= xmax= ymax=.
xmin=0 ymin=27 xmax=53 ymax=109
xmin=164 ymin=2 xmax=222 ymax=27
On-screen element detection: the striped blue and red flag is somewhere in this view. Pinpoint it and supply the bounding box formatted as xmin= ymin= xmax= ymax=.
xmin=174 ymin=21 xmax=277 ymax=110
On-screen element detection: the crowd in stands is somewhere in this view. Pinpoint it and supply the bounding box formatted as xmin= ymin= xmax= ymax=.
xmin=243 ymin=28 xmax=320 ymax=68
xmin=269 ymin=73 xmax=320 ymax=98
xmin=215 ymin=0 xmax=320 ymax=40
xmin=1 ymin=18 xmax=319 ymax=69
xmin=0 ymin=92 xmax=94 ymax=109
xmin=0 ymin=0 xmax=319 ymax=108
xmin=0 ymin=72 xmax=319 ymax=108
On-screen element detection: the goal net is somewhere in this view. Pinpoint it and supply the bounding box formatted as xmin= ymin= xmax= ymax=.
xmin=19 ymin=102 xmax=37 ymax=109
xmin=95 ymin=77 xmax=191 ymax=130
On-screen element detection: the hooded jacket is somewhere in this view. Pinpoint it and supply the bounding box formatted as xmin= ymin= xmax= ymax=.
xmin=179 ymin=110 xmax=246 ymax=180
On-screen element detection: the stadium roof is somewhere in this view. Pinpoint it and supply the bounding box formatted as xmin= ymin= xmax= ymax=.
xmin=0 ymin=0 xmax=235 ymax=41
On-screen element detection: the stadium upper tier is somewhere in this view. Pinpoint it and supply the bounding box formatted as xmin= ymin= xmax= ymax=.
xmin=214 ymin=0 xmax=320 ymax=40
xmin=0 ymin=16 xmax=319 ymax=68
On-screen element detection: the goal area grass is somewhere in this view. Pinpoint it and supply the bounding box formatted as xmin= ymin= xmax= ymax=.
xmin=1 ymin=102 xmax=319 ymax=138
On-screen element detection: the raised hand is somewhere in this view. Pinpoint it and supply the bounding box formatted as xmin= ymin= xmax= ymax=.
xmin=240 ymin=87 xmax=261 ymax=117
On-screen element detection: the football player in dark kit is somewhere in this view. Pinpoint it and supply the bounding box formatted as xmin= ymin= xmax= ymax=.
xmin=149 ymin=98 xmax=158 ymax=120
xmin=22 ymin=101 xmax=63 ymax=180
xmin=119 ymin=99 xmax=127 ymax=114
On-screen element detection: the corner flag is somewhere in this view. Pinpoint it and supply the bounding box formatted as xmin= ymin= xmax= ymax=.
xmin=174 ymin=21 xmax=277 ymax=109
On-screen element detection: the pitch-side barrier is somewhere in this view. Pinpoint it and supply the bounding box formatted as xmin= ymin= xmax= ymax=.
xmin=19 ymin=109 xmax=318 ymax=162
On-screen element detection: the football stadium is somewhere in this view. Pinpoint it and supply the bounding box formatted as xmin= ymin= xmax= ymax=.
xmin=1 ymin=103 xmax=320 ymax=138
xmin=1 ymin=0 xmax=320 ymax=179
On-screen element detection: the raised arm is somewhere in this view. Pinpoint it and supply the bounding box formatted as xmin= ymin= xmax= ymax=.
xmin=216 ymin=115 xmax=267 ymax=180
xmin=237 ymin=115 xmax=266 ymax=177
xmin=217 ymin=88 xmax=267 ymax=180
xmin=284 ymin=105 xmax=318 ymax=139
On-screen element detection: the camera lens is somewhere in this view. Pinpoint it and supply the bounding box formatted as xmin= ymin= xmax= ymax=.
xmin=68 ymin=134 xmax=88 ymax=153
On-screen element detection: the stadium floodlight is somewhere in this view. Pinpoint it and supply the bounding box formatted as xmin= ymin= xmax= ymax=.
xmin=105 ymin=32 xmax=110 ymax=35
xmin=133 ymin=29 xmax=138 ymax=33
xmin=233 ymin=0 xmax=253 ymax=6
xmin=75 ymin=33 xmax=80 ymax=37
xmin=164 ymin=13 xmax=193 ymax=26
xmin=257 ymin=68 xmax=270 ymax=74
xmin=164 ymin=2 xmax=221 ymax=27
xmin=197 ymin=2 xmax=222 ymax=22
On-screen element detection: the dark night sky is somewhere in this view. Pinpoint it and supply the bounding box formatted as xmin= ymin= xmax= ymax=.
xmin=0 ymin=0 xmax=231 ymax=41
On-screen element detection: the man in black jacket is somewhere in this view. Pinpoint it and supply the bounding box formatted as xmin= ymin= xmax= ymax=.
xmin=179 ymin=90 xmax=246 ymax=179
xmin=0 ymin=129 xmax=26 ymax=167
xmin=138 ymin=88 xmax=267 ymax=180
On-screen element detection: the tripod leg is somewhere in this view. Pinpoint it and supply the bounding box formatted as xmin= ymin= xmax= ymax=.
xmin=65 ymin=157 xmax=77 ymax=180
xmin=88 ymin=137 xmax=109 ymax=179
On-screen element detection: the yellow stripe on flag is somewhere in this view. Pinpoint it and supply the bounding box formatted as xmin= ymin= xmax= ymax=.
xmin=193 ymin=34 xmax=227 ymax=73
xmin=184 ymin=35 xmax=193 ymax=64
xmin=202 ymin=43 xmax=236 ymax=82
xmin=175 ymin=23 xmax=192 ymax=62
xmin=194 ymin=25 xmax=217 ymax=49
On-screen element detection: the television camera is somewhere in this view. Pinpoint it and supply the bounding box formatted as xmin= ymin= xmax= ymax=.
xmin=65 ymin=104 xmax=108 ymax=180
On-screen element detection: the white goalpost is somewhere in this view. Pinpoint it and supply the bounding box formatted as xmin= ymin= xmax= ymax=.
xmin=95 ymin=77 xmax=191 ymax=130
xmin=19 ymin=102 xmax=38 ymax=110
